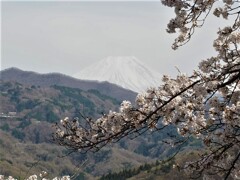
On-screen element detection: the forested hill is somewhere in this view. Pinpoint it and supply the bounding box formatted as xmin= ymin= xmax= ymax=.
xmin=0 ymin=80 xmax=124 ymax=145
xmin=0 ymin=81 xmax=151 ymax=178
xmin=0 ymin=67 xmax=137 ymax=102
xmin=0 ymin=81 xmax=201 ymax=178
xmin=0 ymin=81 xmax=120 ymax=120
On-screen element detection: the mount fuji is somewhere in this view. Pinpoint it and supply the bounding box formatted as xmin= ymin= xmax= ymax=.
xmin=74 ymin=56 xmax=162 ymax=93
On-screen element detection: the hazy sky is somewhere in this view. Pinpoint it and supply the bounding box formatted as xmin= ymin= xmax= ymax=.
xmin=1 ymin=1 xmax=231 ymax=77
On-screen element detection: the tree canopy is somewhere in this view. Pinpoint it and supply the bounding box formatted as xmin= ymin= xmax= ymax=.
xmin=53 ymin=1 xmax=240 ymax=179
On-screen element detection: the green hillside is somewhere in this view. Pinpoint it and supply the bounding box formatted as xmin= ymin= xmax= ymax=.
xmin=0 ymin=81 xmax=152 ymax=178
xmin=100 ymin=149 xmax=207 ymax=180
xmin=0 ymin=81 xmax=202 ymax=179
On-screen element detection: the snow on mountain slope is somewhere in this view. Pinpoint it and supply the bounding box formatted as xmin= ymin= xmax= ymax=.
xmin=74 ymin=56 xmax=162 ymax=93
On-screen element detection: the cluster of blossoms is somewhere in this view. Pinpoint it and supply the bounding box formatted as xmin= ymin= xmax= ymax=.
xmin=0 ymin=172 xmax=70 ymax=180
xmin=161 ymin=0 xmax=240 ymax=49
xmin=53 ymin=0 xmax=239 ymax=179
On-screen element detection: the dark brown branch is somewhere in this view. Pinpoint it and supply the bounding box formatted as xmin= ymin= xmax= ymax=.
xmin=224 ymin=151 xmax=240 ymax=180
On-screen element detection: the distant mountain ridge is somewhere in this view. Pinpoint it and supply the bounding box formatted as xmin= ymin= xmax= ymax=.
xmin=0 ymin=67 xmax=137 ymax=102
xmin=74 ymin=56 xmax=162 ymax=92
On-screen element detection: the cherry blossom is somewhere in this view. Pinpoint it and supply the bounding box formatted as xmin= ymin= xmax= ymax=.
xmin=53 ymin=0 xmax=239 ymax=179
xmin=0 ymin=172 xmax=70 ymax=180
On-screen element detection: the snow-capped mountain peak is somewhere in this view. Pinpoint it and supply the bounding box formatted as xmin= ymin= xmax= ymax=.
xmin=74 ymin=56 xmax=162 ymax=93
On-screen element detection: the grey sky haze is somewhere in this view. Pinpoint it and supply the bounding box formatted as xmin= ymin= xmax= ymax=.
xmin=1 ymin=1 xmax=231 ymax=78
